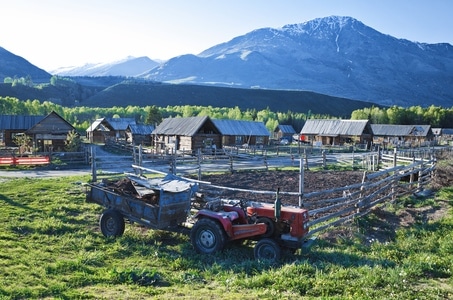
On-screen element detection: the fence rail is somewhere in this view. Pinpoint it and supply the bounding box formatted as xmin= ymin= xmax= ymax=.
xmin=0 ymin=156 xmax=50 ymax=166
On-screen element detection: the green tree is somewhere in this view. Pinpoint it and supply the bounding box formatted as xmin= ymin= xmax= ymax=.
xmin=64 ymin=130 xmax=81 ymax=152
xmin=145 ymin=105 xmax=162 ymax=125
xmin=13 ymin=133 xmax=32 ymax=156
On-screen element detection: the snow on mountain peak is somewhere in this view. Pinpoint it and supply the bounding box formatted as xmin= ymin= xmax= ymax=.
xmin=281 ymin=16 xmax=358 ymax=38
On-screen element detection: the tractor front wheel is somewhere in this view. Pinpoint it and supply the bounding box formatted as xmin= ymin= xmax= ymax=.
xmin=254 ymin=238 xmax=281 ymax=262
xmin=190 ymin=218 xmax=226 ymax=254
xmin=99 ymin=209 xmax=125 ymax=237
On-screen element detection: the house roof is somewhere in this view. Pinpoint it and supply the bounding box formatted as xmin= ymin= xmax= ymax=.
xmin=86 ymin=117 xmax=136 ymax=132
xmin=86 ymin=118 xmax=106 ymax=132
xmin=432 ymin=128 xmax=453 ymax=135
xmin=442 ymin=128 xmax=453 ymax=135
xmin=152 ymin=116 xmax=218 ymax=136
xmin=370 ymin=124 xmax=431 ymax=137
xmin=26 ymin=111 xmax=76 ymax=134
xmin=127 ymin=124 xmax=155 ymax=135
xmin=301 ymin=119 xmax=369 ymax=136
xmin=0 ymin=115 xmax=44 ymax=130
xmin=212 ymin=119 xmax=270 ymax=136
xmin=274 ymin=124 xmax=296 ymax=134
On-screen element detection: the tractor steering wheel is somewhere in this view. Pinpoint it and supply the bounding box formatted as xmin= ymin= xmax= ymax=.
xmin=233 ymin=199 xmax=248 ymax=211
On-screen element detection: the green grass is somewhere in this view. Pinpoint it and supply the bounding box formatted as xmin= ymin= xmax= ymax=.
xmin=0 ymin=175 xmax=452 ymax=299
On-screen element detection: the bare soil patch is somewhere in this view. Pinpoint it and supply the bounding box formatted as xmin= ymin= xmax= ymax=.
xmin=198 ymin=170 xmax=364 ymax=205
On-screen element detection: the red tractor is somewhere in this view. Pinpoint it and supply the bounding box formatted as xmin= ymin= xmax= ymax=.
xmin=190 ymin=189 xmax=310 ymax=261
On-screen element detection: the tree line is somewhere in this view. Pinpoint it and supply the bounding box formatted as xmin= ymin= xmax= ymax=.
xmin=351 ymin=105 xmax=453 ymax=128
xmin=1 ymin=96 xmax=453 ymax=134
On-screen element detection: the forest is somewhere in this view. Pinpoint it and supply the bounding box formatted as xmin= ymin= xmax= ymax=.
xmin=1 ymin=96 xmax=453 ymax=134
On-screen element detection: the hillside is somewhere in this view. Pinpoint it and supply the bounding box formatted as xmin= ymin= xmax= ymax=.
xmin=0 ymin=47 xmax=51 ymax=83
xmin=81 ymin=81 xmax=380 ymax=117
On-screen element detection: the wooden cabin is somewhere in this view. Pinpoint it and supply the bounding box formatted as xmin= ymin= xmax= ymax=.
xmin=213 ymin=119 xmax=270 ymax=147
xmin=370 ymin=124 xmax=433 ymax=148
xmin=86 ymin=117 xmax=136 ymax=143
xmin=152 ymin=116 xmax=221 ymax=153
xmin=0 ymin=115 xmax=44 ymax=147
xmin=126 ymin=124 xmax=155 ymax=146
xmin=273 ymin=124 xmax=297 ymax=142
xmin=300 ymin=119 xmax=372 ymax=146
xmin=25 ymin=111 xmax=79 ymax=152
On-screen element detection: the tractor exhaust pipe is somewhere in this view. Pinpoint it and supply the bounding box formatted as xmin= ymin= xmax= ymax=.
xmin=274 ymin=188 xmax=281 ymax=220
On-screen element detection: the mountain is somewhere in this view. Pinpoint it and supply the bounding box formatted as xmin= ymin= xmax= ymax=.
xmin=51 ymin=56 xmax=160 ymax=77
xmin=0 ymin=47 xmax=51 ymax=83
xmin=2 ymin=16 xmax=452 ymax=110
xmin=142 ymin=16 xmax=453 ymax=107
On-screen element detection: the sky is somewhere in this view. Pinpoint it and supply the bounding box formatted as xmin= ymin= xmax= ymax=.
xmin=1 ymin=0 xmax=453 ymax=71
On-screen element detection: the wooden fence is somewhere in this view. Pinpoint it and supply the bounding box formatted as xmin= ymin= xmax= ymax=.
xmin=130 ymin=145 xmax=447 ymax=178
xmin=192 ymin=154 xmax=436 ymax=240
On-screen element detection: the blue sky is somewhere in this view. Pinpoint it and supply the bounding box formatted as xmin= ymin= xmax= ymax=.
xmin=1 ymin=0 xmax=452 ymax=71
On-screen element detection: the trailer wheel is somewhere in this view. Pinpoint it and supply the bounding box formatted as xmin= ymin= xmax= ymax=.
xmin=100 ymin=209 xmax=125 ymax=237
xmin=190 ymin=218 xmax=226 ymax=254
xmin=256 ymin=217 xmax=275 ymax=238
xmin=254 ymin=238 xmax=281 ymax=262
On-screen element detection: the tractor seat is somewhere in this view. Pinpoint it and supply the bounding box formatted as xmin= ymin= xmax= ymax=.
xmin=217 ymin=211 xmax=239 ymax=221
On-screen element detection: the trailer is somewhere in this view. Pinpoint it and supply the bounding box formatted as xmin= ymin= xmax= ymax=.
xmin=86 ymin=173 xmax=198 ymax=236
xmin=86 ymin=172 xmax=310 ymax=261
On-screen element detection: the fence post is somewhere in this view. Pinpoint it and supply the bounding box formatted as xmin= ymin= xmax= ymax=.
xmin=138 ymin=144 xmax=143 ymax=167
xmin=410 ymin=156 xmax=415 ymax=184
xmin=229 ymin=155 xmax=234 ymax=173
xmin=172 ymin=149 xmax=176 ymax=175
xmin=197 ymin=148 xmax=202 ymax=181
xmin=393 ymin=147 xmax=397 ymax=168
xmin=376 ymin=146 xmax=381 ymax=170
xmin=322 ymin=150 xmax=326 ymax=169
xmin=264 ymin=150 xmax=268 ymax=171
xmin=417 ymin=160 xmax=423 ymax=192
xmin=91 ymin=146 xmax=97 ymax=182
xmin=304 ymin=149 xmax=309 ymax=170
xmin=298 ymin=158 xmax=304 ymax=207
xmin=358 ymin=171 xmax=367 ymax=213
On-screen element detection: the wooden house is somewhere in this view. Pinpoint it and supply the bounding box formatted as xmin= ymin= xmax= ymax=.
xmin=213 ymin=119 xmax=270 ymax=147
xmin=273 ymin=124 xmax=297 ymax=141
xmin=152 ymin=116 xmax=221 ymax=152
xmin=0 ymin=114 xmax=44 ymax=147
xmin=25 ymin=111 xmax=78 ymax=152
xmin=126 ymin=124 xmax=155 ymax=146
xmin=300 ymin=119 xmax=372 ymax=146
xmin=370 ymin=124 xmax=433 ymax=147
xmin=86 ymin=117 xmax=136 ymax=143
xmin=432 ymin=128 xmax=453 ymax=145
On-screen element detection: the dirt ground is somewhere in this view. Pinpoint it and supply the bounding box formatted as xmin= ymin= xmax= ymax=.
xmin=198 ymin=170 xmax=364 ymax=204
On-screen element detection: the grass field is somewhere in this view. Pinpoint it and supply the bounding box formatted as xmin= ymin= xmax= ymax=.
xmin=0 ymin=174 xmax=452 ymax=299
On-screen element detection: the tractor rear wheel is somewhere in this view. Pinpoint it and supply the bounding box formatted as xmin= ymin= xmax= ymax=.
xmin=99 ymin=209 xmax=125 ymax=237
xmin=254 ymin=238 xmax=281 ymax=262
xmin=256 ymin=217 xmax=275 ymax=238
xmin=191 ymin=218 xmax=226 ymax=254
